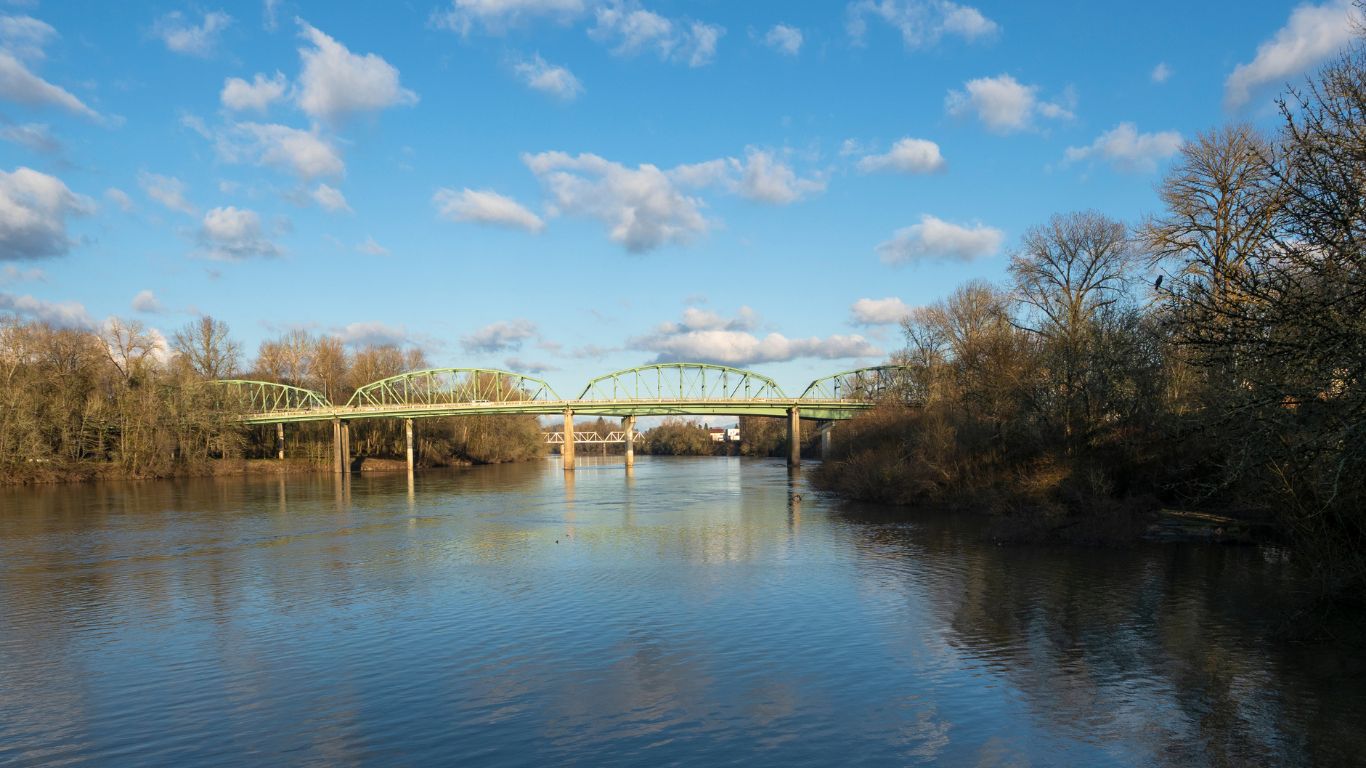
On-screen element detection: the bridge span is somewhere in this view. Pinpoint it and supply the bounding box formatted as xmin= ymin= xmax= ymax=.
xmin=210 ymin=363 xmax=921 ymax=472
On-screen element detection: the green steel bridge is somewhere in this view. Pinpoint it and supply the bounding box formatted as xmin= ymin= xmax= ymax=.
xmin=209 ymin=363 xmax=921 ymax=471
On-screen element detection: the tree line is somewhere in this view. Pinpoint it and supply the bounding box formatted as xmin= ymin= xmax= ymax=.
xmin=815 ymin=49 xmax=1366 ymax=606
xmin=0 ymin=315 xmax=545 ymax=482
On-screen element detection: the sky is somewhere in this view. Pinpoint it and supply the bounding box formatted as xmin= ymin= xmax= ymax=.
xmin=0 ymin=0 xmax=1360 ymax=398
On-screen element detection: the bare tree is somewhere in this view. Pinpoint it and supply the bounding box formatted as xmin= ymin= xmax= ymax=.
xmin=171 ymin=316 xmax=240 ymax=380
xmin=1010 ymin=211 xmax=1136 ymax=341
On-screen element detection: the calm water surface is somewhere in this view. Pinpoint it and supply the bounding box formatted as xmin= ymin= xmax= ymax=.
xmin=0 ymin=457 xmax=1362 ymax=766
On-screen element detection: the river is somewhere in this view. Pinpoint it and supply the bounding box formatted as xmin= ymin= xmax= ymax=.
xmin=0 ymin=457 xmax=1361 ymax=766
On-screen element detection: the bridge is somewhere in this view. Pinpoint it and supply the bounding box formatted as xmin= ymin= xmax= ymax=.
xmin=210 ymin=363 xmax=922 ymax=473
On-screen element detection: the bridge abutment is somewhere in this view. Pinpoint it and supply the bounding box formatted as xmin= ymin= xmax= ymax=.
xmin=563 ymin=409 xmax=575 ymax=471
xmin=622 ymin=415 xmax=635 ymax=468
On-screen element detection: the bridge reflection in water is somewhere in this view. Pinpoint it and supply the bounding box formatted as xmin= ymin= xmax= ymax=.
xmin=210 ymin=363 xmax=923 ymax=473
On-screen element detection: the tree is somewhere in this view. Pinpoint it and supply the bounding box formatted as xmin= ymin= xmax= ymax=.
xmin=1010 ymin=211 xmax=1136 ymax=342
xmin=171 ymin=316 xmax=240 ymax=380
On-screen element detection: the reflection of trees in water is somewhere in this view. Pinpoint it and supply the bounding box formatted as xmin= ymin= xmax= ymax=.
xmin=837 ymin=503 xmax=1366 ymax=766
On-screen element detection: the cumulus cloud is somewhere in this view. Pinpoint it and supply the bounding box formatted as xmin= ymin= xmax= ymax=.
xmin=216 ymin=121 xmax=345 ymax=179
xmin=434 ymin=187 xmax=545 ymax=232
xmin=1151 ymin=62 xmax=1172 ymax=83
xmin=876 ymin=214 xmax=1003 ymax=265
xmin=311 ymin=182 xmax=351 ymax=213
xmin=945 ymin=74 xmax=1073 ymax=133
xmin=0 ymin=166 xmax=93 ymax=260
xmin=197 ymin=206 xmax=281 ymax=260
xmin=355 ymin=236 xmax=388 ymax=256
xmin=152 ymin=10 xmax=232 ymax=57
xmin=220 ymin=71 xmax=288 ymax=112
xmin=632 ymin=307 xmax=880 ymax=366
xmin=0 ymin=119 xmax=57 ymax=153
xmin=847 ymin=0 xmax=998 ymax=48
xmin=514 ymin=54 xmax=583 ymax=100
xmin=104 ymin=187 xmax=134 ymax=212
xmin=432 ymin=0 xmax=586 ymax=34
xmin=131 ymin=289 xmax=163 ymax=313
xmin=851 ymin=297 xmax=911 ymax=325
xmin=461 ymin=318 xmax=537 ymax=353
xmin=1225 ymin=0 xmax=1356 ymax=109
xmin=524 ymin=151 xmax=708 ymax=252
xmin=0 ymin=291 xmax=92 ymax=327
xmin=736 ymin=148 xmax=825 ymax=204
xmin=1063 ymin=122 xmax=1182 ymax=173
xmin=0 ymin=14 xmax=56 ymax=61
xmin=590 ymin=3 xmax=724 ymax=67
xmin=763 ymin=24 xmax=802 ymax=56
xmin=295 ymin=21 xmax=417 ymax=122
xmin=139 ymin=171 xmax=196 ymax=215
xmin=856 ymin=137 xmax=946 ymax=174
xmin=504 ymin=356 xmax=557 ymax=373
xmin=0 ymin=51 xmax=101 ymax=120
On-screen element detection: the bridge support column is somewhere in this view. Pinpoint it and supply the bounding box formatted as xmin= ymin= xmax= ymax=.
xmin=562 ymin=409 xmax=575 ymax=471
xmin=341 ymin=421 xmax=351 ymax=474
xmin=820 ymin=422 xmax=832 ymax=459
xmin=332 ymin=418 xmax=343 ymax=474
xmin=787 ymin=407 xmax=801 ymax=468
xmin=405 ymin=418 xmax=414 ymax=475
xmin=622 ymin=415 xmax=635 ymax=468
xmin=276 ymin=422 xmax=285 ymax=460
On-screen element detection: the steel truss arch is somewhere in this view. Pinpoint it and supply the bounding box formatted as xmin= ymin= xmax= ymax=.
xmin=209 ymin=379 xmax=332 ymax=413
xmin=346 ymin=368 xmax=561 ymax=409
xmin=799 ymin=365 xmax=923 ymax=403
xmin=577 ymin=363 xmax=787 ymax=401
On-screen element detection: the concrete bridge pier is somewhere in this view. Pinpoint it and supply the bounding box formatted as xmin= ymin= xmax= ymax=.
xmin=787 ymin=406 xmax=801 ymax=468
xmin=405 ymin=418 xmax=415 ymax=474
xmin=277 ymin=422 xmax=285 ymax=460
xmin=622 ymin=415 xmax=635 ymax=468
xmin=341 ymin=420 xmax=352 ymax=474
xmin=563 ymin=409 xmax=575 ymax=471
xmin=819 ymin=422 xmax=833 ymax=458
xmin=332 ymin=418 xmax=343 ymax=474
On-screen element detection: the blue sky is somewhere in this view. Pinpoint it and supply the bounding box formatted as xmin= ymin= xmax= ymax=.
xmin=0 ymin=0 xmax=1358 ymax=396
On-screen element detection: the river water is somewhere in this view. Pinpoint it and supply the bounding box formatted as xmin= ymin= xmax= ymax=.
xmin=0 ymin=457 xmax=1361 ymax=767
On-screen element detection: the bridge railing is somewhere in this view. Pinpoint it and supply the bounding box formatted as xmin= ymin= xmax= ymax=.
xmin=577 ymin=363 xmax=789 ymax=402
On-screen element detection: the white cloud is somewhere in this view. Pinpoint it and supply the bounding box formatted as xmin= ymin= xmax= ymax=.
xmin=0 ymin=14 xmax=56 ymax=61
xmin=736 ymin=148 xmax=824 ymax=204
xmin=462 ymin=318 xmax=537 ymax=353
xmin=856 ymin=137 xmax=946 ymax=174
xmin=434 ymin=187 xmax=545 ymax=232
xmin=590 ymin=3 xmax=725 ymax=67
xmin=0 ymin=51 xmax=100 ymax=119
xmin=355 ymin=236 xmax=388 ymax=256
xmin=263 ymin=0 xmax=281 ymax=31
xmin=1225 ymin=0 xmax=1356 ymax=109
xmin=1063 ymin=122 xmax=1183 ymax=173
xmin=847 ymin=0 xmax=998 ymax=48
xmin=763 ymin=24 xmax=802 ymax=56
xmin=851 ymin=297 xmax=911 ymax=325
xmin=152 ymin=10 xmax=232 ymax=57
xmin=336 ymin=321 xmax=410 ymax=347
xmin=138 ymin=171 xmax=195 ymax=215
xmin=524 ymin=150 xmax=708 ymax=252
xmin=1151 ymin=62 xmax=1172 ymax=83
xmin=311 ymin=182 xmax=351 ymax=213
xmin=217 ymin=121 xmax=344 ymax=179
xmin=945 ymin=74 xmax=1072 ymax=133
xmin=220 ymin=71 xmax=288 ymax=112
xmin=633 ymin=307 xmax=880 ymax=365
xmin=503 ymin=356 xmax=557 ymax=373
xmin=876 ymin=214 xmax=1003 ymax=265
xmin=295 ymin=21 xmax=417 ymax=122
xmin=0 ymin=264 xmax=43 ymax=284
xmin=514 ymin=54 xmax=583 ymax=100
xmin=131 ymin=289 xmax=163 ymax=313
xmin=0 ymin=120 xmax=56 ymax=153
xmin=198 ymin=206 xmax=282 ymax=260
xmin=432 ymin=0 xmax=585 ymax=34
xmin=0 ymin=291 xmax=91 ymax=327
xmin=104 ymin=187 xmax=134 ymax=212
xmin=0 ymin=166 xmax=93 ymax=260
